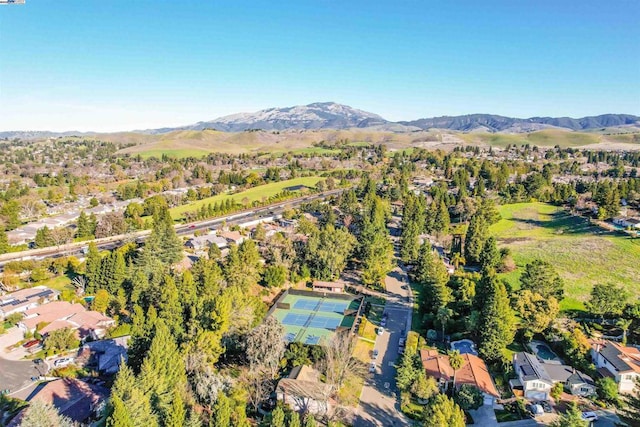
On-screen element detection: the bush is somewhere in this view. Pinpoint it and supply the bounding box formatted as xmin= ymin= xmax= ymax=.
xmin=455 ymin=384 xmax=484 ymax=410
xmin=596 ymin=377 xmax=619 ymax=406
xmin=262 ymin=265 xmax=287 ymax=288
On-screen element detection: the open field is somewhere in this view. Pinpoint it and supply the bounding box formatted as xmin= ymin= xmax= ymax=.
xmin=169 ymin=176 xmax=323 ymax=219
xmin=461 ymin=129 xmax=602 ymax=148
xmin=490 ymin=202 xmax=640 ymax=311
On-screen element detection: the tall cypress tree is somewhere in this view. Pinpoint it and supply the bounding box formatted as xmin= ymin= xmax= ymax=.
xmin=478 ymin=272 xmax=516 ymax=361
xmin=107 ymin=364 xmax=158 ymax=427
xmin=76 ymin=211 xmax=93 ymax=238
xmin=464 ymin=213 xmax=488 ymax=265
xmin=85 ymin=242 xmax=101 ymax=294
xmin=211 ymin=393 xmax=232 ymax=427
xmin=143 ymin=207 xmax=182 ymax=267
xmin=416 ymin=243 xmax=451 ymax=315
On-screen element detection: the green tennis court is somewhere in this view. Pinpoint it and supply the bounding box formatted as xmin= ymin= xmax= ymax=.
xmin=270 ymin=293 xmax=360 ymax=345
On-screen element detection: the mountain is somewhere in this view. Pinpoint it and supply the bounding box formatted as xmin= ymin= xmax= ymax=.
xmin=148 ymin=102 xmax=393 ymax=133
xmin=400 ymin=114 xmax=640 ymax=132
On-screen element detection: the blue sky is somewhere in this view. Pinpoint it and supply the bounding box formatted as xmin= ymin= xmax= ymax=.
xmin=1 ymin=0 xmax=639 ymax=131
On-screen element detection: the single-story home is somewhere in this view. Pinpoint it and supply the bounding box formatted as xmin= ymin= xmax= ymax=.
xmin=543 ymin=363 xmax=596 ymax=397
xmin=218 ymin=230 xmax=246 ymax=245
xmin=185 ymin=234 xmax=227 ymax=251
xmin=0 ymin=286 xmax=58 ymax=320
xmin=276 ymin=365 xmax=332 ymax=415
xmin=591 ymin=339 xmax=640 ymax=394
xmin=312 ymin=281 xmax=345 ymax=294
xmin=19 ymin=301 xmax=115 ymax=340
xmin=613 ymin=216 xmax=640 ymax=229
xmin=420 ymin=349 xmax=500 ymax=406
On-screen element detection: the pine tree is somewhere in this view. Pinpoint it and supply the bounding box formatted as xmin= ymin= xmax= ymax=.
xmin=76 ymin=211 xmax=93 ymax=238
xmin=107 ymin=364 xmax=158 ymax=427
xmin=211 ymin=393 xmax=232 ymax=427
xmin=159 ymin=274 xmax=184 ymax=339
xmin=107 ymin=394 xmax=135 ymax=427
xmin=0 ymin=228 xmax=9 ymax=254
xmin=433 ymin=199 xmax=450 ymax=234
xmin=479 ymin=236 xmax=501 ymax=271
xmin=139 ymin=320 xmax=187 ymax=420
xmin=270 ymin=406 xmax=286 ymax=427
xmin=288 ymin=411 xmax=301 ymax=427
xmin=416 ymin=243 xmax=451 ymax=315
xmin=478 ymin=272 xmax=516 ymax=361
xmin=34 ymin=225 xmax=53 ymax=248
xmin=464 ymin=213 xmax=488 ymax=265
xmin=422 ymin=394 xmax=465 ymax=427
xmin=400 ymin=193 xmax=426 ymax=264
xmin=303 ymin=415 xmax=317 ymax=427
xmin=166 ymin=389 xmax=186 ymax=427
xmin=143 ymin=207 xmax=182 ymax=267
xmin=85 ymin=242 xmax=101 ymax=294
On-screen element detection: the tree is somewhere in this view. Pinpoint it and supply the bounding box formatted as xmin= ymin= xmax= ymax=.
xmin=436 ymin=307 xmax=453 ymax=342
xmin=20 ymin=401 xmax=74 ymax=427
xmin=519 ymin=260 xmax=564 ymax=300
xmin=617 ymin=318 xmax=632 ymax=346
xmin=448 ymin=350 xmax=465 ymax=389
xmin=361 ymin=230 xmax=394 ymax=288
xmin=225 ymin=239 xmax=263 ymax=289
xmin=596 ymin=377 xmax=619 ymax=405
xmin=411 ymin=372 xmax=438 ymax=401
xmin=422 ymin=394 xmax=465 ymax=427
xmin=416 ymin=243 xmax=451 ymax=315
xmin=143 ymin=207 xmax=182 ymax=266
xmin=513 ymin=290 xmax=559 ymax=340
xmin=0 ymin=229 xmax=9 ymax=254
xmin=76 ymin=211 xmax=94 ymax=238
xmin=587 ymin=283 xmax=629 ymax=319
xmin=400 ymin=193 xmax=426 ymax=263
xmin=551 ymin=382 xmax=563 ymax=401
xmin=270 ymin=406 xmax=286 ymax=427
xmin=207 ymin=242 xmax=222 ymax=260
xmin=246 ymin=316 xmax=286 ymax=379
xmin=550 ymin=402 xmax=587 ymax=427
xmin=303 ymin=415 xmax=317 ymax=427
xmin=478 ymin=272 xmax=516 ymax=361
xmin=322 ymin=333 xmax=364 ymax=398
xmin=305 ymin=225 xmax=356 ymax=280
xmin=396 ymin=352 xmax=422 ymax=392
xmin=620 ymin=377 xmax=640 ymax=425
xmin=44 ymin=327 xmax=76 ymax=354
xmin=455 ymin=384 xmax=483 ymax=411
xmin=211 ymin=392 xmax=232 ymax=427
xmin=479 ymin=236 xmax=501 ymax=271
xmin=464 ymin=213 xmax=488 ymax=265
xmin=262 ymin=264 xmax=287 ymax=288
xmin=85 ymin=242 xmax=102 ymax=294
xmin=166 ymin=389 xmax=186 ymax=427
xmin=34 ymin=225 xmax=54 ymax=248
xmin=93 ymin=289 xmax=110 ymax=313
xmin=433 ymin=199 xmax=451 ymax=235
xmin=288 ymin=411 xmax=301 ymax=427
xmin=107 ymin=364 xmax=157 ymax=427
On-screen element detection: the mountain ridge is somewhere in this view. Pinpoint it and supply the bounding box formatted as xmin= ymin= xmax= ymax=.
xmin=1 ymin=103 xmax=638 ymax=139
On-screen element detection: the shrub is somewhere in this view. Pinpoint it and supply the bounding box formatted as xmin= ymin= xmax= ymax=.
xmin=455 ymin=384 xmax=484 ymax=410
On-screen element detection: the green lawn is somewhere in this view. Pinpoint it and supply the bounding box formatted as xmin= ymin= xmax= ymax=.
xmin=136 ymin=147 xmax=212 ymax=159
xmin=490 ymin=202 xmax=640 ymax=311
xmin=169 ymin=176 xmax=324 ymax=220
xmin=463 ymin=130 xmax=601 ymax=148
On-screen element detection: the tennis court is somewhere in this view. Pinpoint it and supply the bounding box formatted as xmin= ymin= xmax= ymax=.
xmin=270 ymin=292 xmax=361 ymax=345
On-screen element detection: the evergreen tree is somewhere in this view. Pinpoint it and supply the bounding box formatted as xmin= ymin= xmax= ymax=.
xmin=159 ymin=274 xmax=184 ymax=339
xmin=549 ymin=402 xmax=587 ymax=427
xmin=416 ymin=243 xmax=451 ymax=315
xmin=620 ymin=377 xmax=640 ymax=425
xmin=422 ymin=394 xmax=465 ymax=427
xmin=0 ymin=228 xmax=10 ymax=254
xmin=303 ymin=415 xmax=317 ymax=427
xmin=433 ymin=199 xmax=451 ymax=234
xmin=166 ymin=389 xmax=186 ymax=427
xmin=478 ymin=272 xmax=516 ymax=361
xmin=211 ymin=393 xmax=232 ymax=427
xmin=139 ymin=321 xmax=187 ymax=420
xmin=224 ymin=239 xmax=262 ymax=289
xmin=520 ymin=260 xmax=564 ymax=300
xmin=362 ymin=230 xmax=394 ymax=288
xmin=207 ymin=242 xmax=222 ymax=260
xmin=107 ymin=363 xmax=158 ymax=427
xmin=76 ymin=211 xmax=93 ymax=238
xmin=479 ymin=236 xmax=501 ymax=271
xmin=143 ymin=207 xmax=182 ymax=266
xmin=288 ymin=411 xmax=301 ymax=427
xmin=270 ymin=406 xmax=286 ymax=427
xmin=400 ymin=193 xmax=426 ymax=263
xmin=34 ymin=225 xmax=53 ymax=248
xmin=464 ymin=213 xmax=488 ymax=265
xmin=85 ymin=242 xmax=101 ymax=294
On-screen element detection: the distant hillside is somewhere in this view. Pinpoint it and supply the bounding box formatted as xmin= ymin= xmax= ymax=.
xmin=400 ymin=113 xmax=640 ymax=132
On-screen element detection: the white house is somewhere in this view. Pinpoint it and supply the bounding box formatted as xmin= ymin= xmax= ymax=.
xmin=591 ymin=340 xmax=640 ymax=394
xmin=613 ymin=216 xmax=640 ymax=229
xmin=512 ymin=352 xmax=553 ymax=400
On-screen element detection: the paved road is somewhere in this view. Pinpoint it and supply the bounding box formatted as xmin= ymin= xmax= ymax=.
xmin=0 ymin=357 xmax=45 ymax=395
xmin=354 ymin=266 xmax=414 ymax=427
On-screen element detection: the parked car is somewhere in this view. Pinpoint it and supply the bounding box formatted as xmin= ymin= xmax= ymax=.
xmin=380 ymin=318 xmax=387 ymax=327
xmin=372 ymin=349 xmax=379 ymax=360
xmin=32 ymin=358 xmax=43 ymax=365
xmin=23 ymin=340 xmax=41 ymax=349
xmin=377 ymin=327 xmax=384 ymax=335
xmin=369 ymin=363 xmax=376 ymax=373
xmin=527 ymin=404 xmax=544 ymax=418
xmin=399 ymin=337 xmax=406 ymax=347
xmin=533 ymin=401 xmax=552 ymax=413
xmin=54 ymin=358 xmax=74 ymax=368
xmin=582 ymin=412 xmax=598 ymax=422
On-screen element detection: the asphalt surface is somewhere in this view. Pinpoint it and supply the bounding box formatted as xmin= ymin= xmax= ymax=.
xmin=354 ymin=266 xmax=413 ymax=427
xmin=0 ymin=357 xmax=46 ymax=395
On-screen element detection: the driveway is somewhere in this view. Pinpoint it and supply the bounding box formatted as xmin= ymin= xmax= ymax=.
xmin=354 ymin=266 xmax=414 ymax=427
xmin=0 ymin=357 xmax=45 ymax=395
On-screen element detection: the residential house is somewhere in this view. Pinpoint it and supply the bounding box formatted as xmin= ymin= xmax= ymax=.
xmin=185 ymin=234 xmax=227 ymax=251
xmin=543 ymin=363 xmax=595 ymax=397
xmin=7 ymin=378 xmax=108 ymax=426
xmin=312 ymin=281 xmax=345 ymax=294
xmin=591 ymin=339 xmax=640 ymax=394
xmin=218 ymin=230 xmax=246 ymax=246
xmin=276 ymin=365 xmax=332 ymax=415
xmin=613 ymin=216 xmax=640 ymax=229
xmin=0 ymin=286 xmax=58 ymax=320
xmin=19 ymin=301 xmax=115 ymax=340
xmin=420 ymin=349 xmax=500 ymax=406
xmin=512 ymin=352 xmax=554 ymax=400
xmin=77 ymin=336 xmax=129 ymax=375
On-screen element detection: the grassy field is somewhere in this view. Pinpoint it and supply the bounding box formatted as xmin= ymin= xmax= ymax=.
xmin=170 ymin=176 xmax=324 ymax=220
xmin=490 ymin=202 xmax=640 ymax=311
xmin=462 ymin=130 xmax=601 ymax=148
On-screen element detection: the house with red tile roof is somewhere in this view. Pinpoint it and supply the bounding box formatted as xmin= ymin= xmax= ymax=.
xmin=420 ymin=349 xmax=499 ymax=406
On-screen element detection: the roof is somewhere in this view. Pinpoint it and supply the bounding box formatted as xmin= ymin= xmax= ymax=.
xmin=543 ymin=364 xmax=575 ymax=383
xmin=25 ymin=378 xmax=109 ymax=423
xmin=0 ymin=286 xmax=57 ymax=313
xmin=514 ymin=352 xmax=553 ymax=383
xmin=420 ymin=349 xmax=499 ymax=397
xmin=312 ymin=281 xmax=345 ymax=289
xmin=21 ymin=301 xmax=85 ymax=329
xmin=277 ymin=365 xmax=331 ymax=401
xmin=567 ymin=371 xmax=595 ymax=387
xmin=186 ymin=234 xmax=227 ymax=248
xmin=592 ymin=340 xmax=640 ymax=374
xmin=218 ymin=230 xmax=244 ymax=242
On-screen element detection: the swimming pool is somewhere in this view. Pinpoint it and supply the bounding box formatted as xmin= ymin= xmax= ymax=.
xmin=451 ymin=339 xmax=478 ymax=355
xmin=534 ymin=343 xmax=558 ymax=360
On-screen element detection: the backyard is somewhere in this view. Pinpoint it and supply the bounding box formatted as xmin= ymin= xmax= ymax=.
xmin=490 ymin=202 xmax=640 ymax=311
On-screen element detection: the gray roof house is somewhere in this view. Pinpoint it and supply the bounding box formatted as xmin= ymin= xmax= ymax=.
xmin=512 ymin=352 xmax=553 ymax=400
xmin=543 ymin=363 xmax=596 ymax=397
xmin=185 ymin=234 xmax=228 ymax=251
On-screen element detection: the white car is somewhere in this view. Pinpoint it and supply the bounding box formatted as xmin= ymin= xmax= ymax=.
xmin=377 ymin=327 xmax=384 ymax=335
xmin=581 ymin=412 xmax=598 ymax=422
xmin=369 ymin=363 xmax=376 ymax=373
xmin=54 ymin=357 xmax=74 ymax=368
